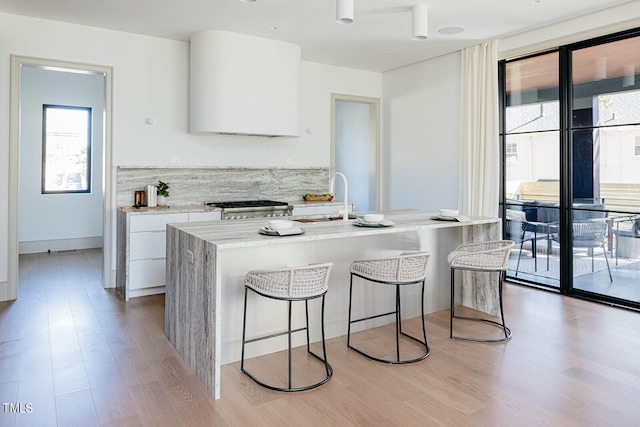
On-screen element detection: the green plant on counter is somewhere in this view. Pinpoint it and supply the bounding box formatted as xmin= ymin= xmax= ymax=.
xmin=157 ymin=180 xmax=170 ymax=197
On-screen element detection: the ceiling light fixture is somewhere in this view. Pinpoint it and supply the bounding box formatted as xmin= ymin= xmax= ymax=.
xmin=336 ymin=0 xmax=354 ymax=24
xmin=438 ymin=26 xmax=465 ymax=35
xmin=412 ymin=4 xmax=428 ymax=40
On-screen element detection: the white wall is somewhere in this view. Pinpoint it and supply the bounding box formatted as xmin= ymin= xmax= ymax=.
xmin=381 ymin=1 xmax=640 ymax=214
xmin=0 ymin=12 xmax=381 ymax=289
xmin=498 ymin=3 xmax=640 ymax=60
xmin=382 ymin=52 xmax=462 ymax=211
xmin=19 ymin=66 xmax=104 ymax=252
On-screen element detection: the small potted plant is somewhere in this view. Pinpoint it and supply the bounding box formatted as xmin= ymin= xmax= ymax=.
xmin=157 ymin=180 xmax=170 ymax=206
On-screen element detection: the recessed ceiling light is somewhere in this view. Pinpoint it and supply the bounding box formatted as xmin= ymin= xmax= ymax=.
xmin=532 ymin=0 xmax=541 ymax=4
xmin=438 ymin=26 xmax=465 ymax=35
xmin=240 ymin=0 xmax=257 ymax=3
xmin=270 ymin=26 xmax=278 ymax=31
xmin=387 ymin=49 xmax=395 ymax=54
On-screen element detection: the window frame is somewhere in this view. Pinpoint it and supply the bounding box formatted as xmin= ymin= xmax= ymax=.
xmin=41 ymin=104 xmax=92 ymax=194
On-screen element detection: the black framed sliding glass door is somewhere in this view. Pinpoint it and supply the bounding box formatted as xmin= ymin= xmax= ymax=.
xmin=568 ymin=34 xmax=640 ymax=304
xmin=500 ymin=28 xmax=640 ymax=310
xmin=501 ymin=51 xmax=561 ymax=289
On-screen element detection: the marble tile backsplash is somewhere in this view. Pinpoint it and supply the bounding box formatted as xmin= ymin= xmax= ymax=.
xmin=116 ymin=167 xmax=331 ymax=207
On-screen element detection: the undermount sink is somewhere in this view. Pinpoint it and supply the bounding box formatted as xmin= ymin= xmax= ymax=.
xmin=293 ymin=218 xmax=334 ymax=223
xmin=294 ymin=213 xmax=357 ymax=223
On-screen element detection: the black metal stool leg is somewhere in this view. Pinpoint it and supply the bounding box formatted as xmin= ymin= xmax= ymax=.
xmin=287 ymin=300 xmax=292 ymax=390
xmin=498 ymin=271 xmax=509 ymax=339
xmin=241 ymin=287 xmax=249 ymax=371
xmin=241 ymin=288 xmax=333 ymax=392
xmin=347 ymin=273 xmax=354 ymax=348
xmin=395 ymin=284 xmax=401 ymax=362
xmin=420 ymin=280 xmax=428 ymax=351
xmin=347 ymin=274 xmax=430 ymax=364
xmin=450 ymin=268 xmax=512 ymax=343
xmin=450 ymin=268 xmax=455 ymax=339
xmin=320 ymin=295 xmax=331 ymax=377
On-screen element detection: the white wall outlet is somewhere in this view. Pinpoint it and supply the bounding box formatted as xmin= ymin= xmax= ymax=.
xmin=170 ymin=156 xmax=180 ymax=164
xmin=186 ymin=250 xmax=194 ymax=263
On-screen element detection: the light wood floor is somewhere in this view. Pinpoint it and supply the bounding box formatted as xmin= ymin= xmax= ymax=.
xmin=1 ymin=249 xmax=640 ymax=426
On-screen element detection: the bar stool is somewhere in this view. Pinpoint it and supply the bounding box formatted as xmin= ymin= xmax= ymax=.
xmin=241 ymin=263 xmax=333 ymax=392
xmin=448 ymin=240 xmax=514 ymax=342
xmin=347 ymin=253 xmax=431 ymax=364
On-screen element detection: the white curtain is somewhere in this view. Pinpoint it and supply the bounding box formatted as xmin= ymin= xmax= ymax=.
xmin=459 ymin=40 xmax=499 ymax=217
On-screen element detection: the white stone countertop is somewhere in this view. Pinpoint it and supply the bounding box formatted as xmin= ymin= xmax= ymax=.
xmin=168 ymin=209 xmax=500 ymax=249
xmin=119 ymin=204 xmax=216 ymax=214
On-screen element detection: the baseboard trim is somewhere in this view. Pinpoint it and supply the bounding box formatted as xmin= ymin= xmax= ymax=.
xmin=128 ymin=286 xmax=165 ymax=299
xmin=19 ymin=237 xmax=103 ymax=254
xmin=0 ymin=280 xmax=8 ymax=302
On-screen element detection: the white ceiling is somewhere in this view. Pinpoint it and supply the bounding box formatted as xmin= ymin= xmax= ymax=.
xmin=0 ymin=0 xmax=635 ymax=72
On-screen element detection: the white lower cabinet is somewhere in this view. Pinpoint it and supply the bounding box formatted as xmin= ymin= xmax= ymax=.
xmin=117 ymin=209 xmax=221 ymax=301
xmin=129 ymin=258 xmax=166 ymax=290
xmin=130 ymin=231 xmax=168 ymax=260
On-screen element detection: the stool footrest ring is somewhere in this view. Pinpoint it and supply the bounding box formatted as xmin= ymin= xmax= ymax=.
xmin=241 ymin=351 xmax=333 ymax=392
xmin=347 ymin=330 xmax=430 ymax=364
xmin=450 ymin=314 xmax=512 ymax=343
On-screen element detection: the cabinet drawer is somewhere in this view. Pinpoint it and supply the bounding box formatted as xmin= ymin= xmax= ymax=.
xmin=130 ymin=213 xmax=189 ymax=232
xmin=129 ymin=258 xmax=165 ymax=290
xmin=130 ymin=231 xmax=167 ymax=260
xmin=189 ymin=211 xmax=222 ymax=222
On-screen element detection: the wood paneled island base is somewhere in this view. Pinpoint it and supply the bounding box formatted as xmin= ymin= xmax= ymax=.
xmin=165 ymin=210 xmax=500 ymax=399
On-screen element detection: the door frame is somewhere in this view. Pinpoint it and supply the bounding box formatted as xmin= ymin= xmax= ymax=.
xmin=7 ymin=55 xmax=114 ymax=300
xmin=330 ymin=93 xmax=382 ymax=210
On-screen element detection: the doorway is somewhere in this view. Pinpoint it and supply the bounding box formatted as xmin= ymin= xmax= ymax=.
xmin=7 ymin=56 xmax=114 ymax=301
xmin=331 ymin=94 xmax=381 ymax=212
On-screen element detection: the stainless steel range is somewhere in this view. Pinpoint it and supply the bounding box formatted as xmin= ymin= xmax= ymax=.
xmin=205 ymin=200 xmax=293 ymax=220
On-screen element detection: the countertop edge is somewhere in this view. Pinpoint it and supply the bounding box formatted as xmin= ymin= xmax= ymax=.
xmin=167 ymin=210 xmax=501 ymax=249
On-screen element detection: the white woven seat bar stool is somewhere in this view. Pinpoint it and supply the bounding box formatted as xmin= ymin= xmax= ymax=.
xmin=241 ymin=263 xmax=333 ymax=392
xmin=448 ymin=240 xmax=515 ymax=343
xmin=347 ymin=253 xmax=431 ymax=364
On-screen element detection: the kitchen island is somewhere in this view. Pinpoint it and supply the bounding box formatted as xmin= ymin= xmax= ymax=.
xmin=165 ymin=209 xmax=500 ymax=399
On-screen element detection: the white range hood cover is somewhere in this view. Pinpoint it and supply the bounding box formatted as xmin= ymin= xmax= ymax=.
xmin=190 ymin=30 xmax=301 ymax=138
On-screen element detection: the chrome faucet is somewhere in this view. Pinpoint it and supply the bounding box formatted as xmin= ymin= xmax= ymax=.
xmin=330 ymin=172 xmax=349 ymax=221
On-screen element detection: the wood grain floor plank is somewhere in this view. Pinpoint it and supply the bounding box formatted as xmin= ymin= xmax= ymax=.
xmin=55 ymin=389 xmax=99 ymax=427
xmin=51 ymin=349 xmax=90 ymax=397
xmin=127 ymin=381 xmax=183 ymax=427
xmin=3 ymin=249 xmax=640 ymax=427
xmin=90 ymin=378 xmax=140 ymax=425
xmin=150 ymin=356 xmax=210 ymax=408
